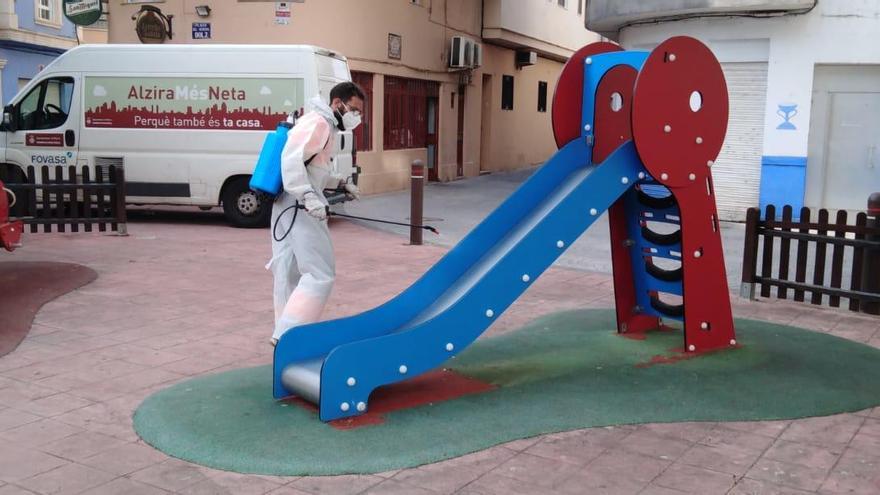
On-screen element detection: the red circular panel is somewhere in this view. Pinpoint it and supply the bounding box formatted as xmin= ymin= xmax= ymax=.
xmin=631 ymin=37 xmax=728 ymax=188
xmin=592 ymin=65 xmax=637 ymax=164
xmin=551 ymin=41 xmax=622 ymax=149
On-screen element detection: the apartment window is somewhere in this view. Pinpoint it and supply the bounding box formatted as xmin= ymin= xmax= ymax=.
xmin=501 ymin=75 xmax=514 ymax=111
xmin=578 ymin=0 xmax=583 ymax=15
xmin=384 ymin=76 xmax=439 ymax=150
xmin=350 ymin=71 xmax=373 ymax=151
xmin=537 ymin=81 xmax=548 ymax=113
xmin=557 ymin=0 xmax=568 ymax=8
xmin=36 ymin=0 xmax=61 ymax=27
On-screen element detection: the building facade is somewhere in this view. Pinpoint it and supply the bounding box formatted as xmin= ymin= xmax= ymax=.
xmin=0 ymin=0 xmax=107 ymax=105
xmin=107 ymin=0 xmax=598 ymax=194
xmin=589 ymin=0 xmax=880 ymax=219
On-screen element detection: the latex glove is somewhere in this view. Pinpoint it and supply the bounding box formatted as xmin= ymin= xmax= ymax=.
xmin=344 ymin=182 xmax=361 ymax=200
xmin=302 ymin=191 xmax=327 ymax=221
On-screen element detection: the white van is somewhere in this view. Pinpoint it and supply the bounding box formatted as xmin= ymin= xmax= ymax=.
xmin=0 ymin=44 xmax=357 ymax=227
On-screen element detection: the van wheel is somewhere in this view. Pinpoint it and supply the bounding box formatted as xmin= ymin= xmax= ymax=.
xmin=222 ymin=177 xmax=270 ymax=228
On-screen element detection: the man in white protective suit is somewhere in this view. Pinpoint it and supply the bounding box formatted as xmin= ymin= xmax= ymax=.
xmin=268 ymin=82 xmax=365 ymax=346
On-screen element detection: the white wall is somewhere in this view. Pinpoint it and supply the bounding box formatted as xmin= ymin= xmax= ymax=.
xmin=618 ymin=1 xmax=880 ymax=159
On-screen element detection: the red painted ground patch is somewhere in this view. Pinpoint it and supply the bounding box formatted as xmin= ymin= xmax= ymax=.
xmin=0 ymin=261 xmax=97 ymax=357
xmin=285 ymin=369 xmax=496 ymax=429
xmin=635 ymin=344 xmax=742 ymax=368
xmin=620 ymin=324 xmax=677 ymax=341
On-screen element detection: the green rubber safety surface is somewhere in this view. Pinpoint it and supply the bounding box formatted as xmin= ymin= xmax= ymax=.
xmin=133 ymin=309 xmax=880 ymax=475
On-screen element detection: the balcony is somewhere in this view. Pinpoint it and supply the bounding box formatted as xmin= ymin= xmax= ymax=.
xmin=482 ymin=0 xmax=597 ymax=61
xmin=586 ymin=0 xmax=815 ymax=38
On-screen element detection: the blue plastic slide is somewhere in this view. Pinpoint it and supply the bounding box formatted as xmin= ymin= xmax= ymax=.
xmin=273 ymin=138 xmax=647 ymax=421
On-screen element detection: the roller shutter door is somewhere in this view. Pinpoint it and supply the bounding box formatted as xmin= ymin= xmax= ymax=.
xmin=712 ymin=62 xmax=767 ymax=221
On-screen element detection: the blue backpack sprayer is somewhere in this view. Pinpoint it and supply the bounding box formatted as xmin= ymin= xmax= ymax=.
xmin=248 ymin=113 xmax=438 ymax=239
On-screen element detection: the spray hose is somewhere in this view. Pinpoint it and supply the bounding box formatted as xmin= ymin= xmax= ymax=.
xmin=298 ymin=204 xmax=439 ymax=234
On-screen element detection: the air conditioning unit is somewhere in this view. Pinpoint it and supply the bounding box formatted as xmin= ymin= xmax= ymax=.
xmin=449 ymin=36 xmax=474 ymax=69
xmin=515 ymin=50 xmax=537 ymax=68
xmin=471 ymin=42 xmax=483 ymax=68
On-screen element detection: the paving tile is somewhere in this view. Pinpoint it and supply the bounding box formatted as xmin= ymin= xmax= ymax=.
xmin=392 ymin=446 xmax=515 ymax=494
xmin=0 ymin=485 xmax=39 ymax=494
xmin=16 ymin=462 xmax=116 ymax=495
xmin=0 ymin=408 xmax=42 ymax=432
xmin=618 ymin=427 xmax=693 ymax=460
xmin=701 ymin=425 xmax=777 ymax=453
xmin=266 ymin=487 xmax=314 ymax=495
xmin=818 ymin=471 xmax=880 ymax=495
xmin=457 ymin=472 xmax=562 ymax=495
xmin=0 ymin=381 xmax=60 ymax=409
xmin=779 ymin=414 xmax=863 ymax=449
xmin=585 ymin=447 xmax=673 ymax=484
xmin=762 ymin=439 xmax=842 ymax=471
xmin=746 ymin=458 xmax=830 ymax=492
xmin=638 ymin=485 xmax=690 ymax=495
xmin=0 ymin=419 xmax=82 ymax=448
xmin=22 ymin=393 xmax=94 ymax=418
xmin=79 ymin=477 xmax=171 ymax=495
xmin=129 ymin=459 xmax=210 ymax=492
xmin=651 ymin=463 xmax=736 ymax=494
xmin=525 ymin=427 xmax=635 ymax=466
xmin=830 ymin=447 xmax=880 ymax=481
xmin=677 ymin=442 xmax=762 ymax=477
xmin=290 ymin=474 xmax=384 ymax=495
xmin=728 ymin=477 xmax=814 ymax=494
xmin=641 ymin=421 xmax=717 ymax=443
xmin=491 ymin=452 xmax=582 ymax=490
xmin=0 ymin=447 xmax=68 ymax=483
xmin=178 ymin=470 xmax=283 ymax=495
xmin=80 ymin=442 xmax=167 ymax=476
xmin=39 ymin=431 xmax=129 ymax=461
xmin=360 ymin=479 xmax=437 ymax=495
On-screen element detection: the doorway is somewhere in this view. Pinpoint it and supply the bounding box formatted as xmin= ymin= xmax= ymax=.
xmin=480 ymin=74 xmax=493 ymax=174
xmin=427 ymin=96 xmax=439 ymax=182
xmin=456 ymin=85 xmax=465 ymax=178
xmin=807 ymin=65 xmax=880 ymax=211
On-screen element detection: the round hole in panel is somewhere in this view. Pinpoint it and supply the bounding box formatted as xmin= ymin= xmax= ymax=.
xmin=610 ymin=92 xmax=623 ymax=112
xmin=689 ymin=91 xmax=702 ymax=112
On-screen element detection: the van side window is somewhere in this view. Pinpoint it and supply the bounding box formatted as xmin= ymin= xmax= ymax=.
xmin=17 ymin=77 xmax=75 ymax=130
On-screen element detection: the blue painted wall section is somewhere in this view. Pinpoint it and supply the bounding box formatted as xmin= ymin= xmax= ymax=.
xmin=0 ymin=2 xmax=77 ymax=104
xmin=759 ymin=156 xmax=807 ymax=218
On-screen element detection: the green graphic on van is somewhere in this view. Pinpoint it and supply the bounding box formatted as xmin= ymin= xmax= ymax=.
xmin=84 ymin=77 xmax=305 ymax=131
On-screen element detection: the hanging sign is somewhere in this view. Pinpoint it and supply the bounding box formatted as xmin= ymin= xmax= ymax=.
xmin=63 ymin=0 xmax=102 ymax=26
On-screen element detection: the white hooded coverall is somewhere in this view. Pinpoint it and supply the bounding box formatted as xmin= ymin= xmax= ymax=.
xmin=267 ymin=96 xmax=342 ymax=340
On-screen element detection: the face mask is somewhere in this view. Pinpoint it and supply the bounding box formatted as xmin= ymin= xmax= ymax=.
xmin=337 ymin=101 xmax=362 ymax=131
xmin=341 ymin=111 xmax=362 ymax=130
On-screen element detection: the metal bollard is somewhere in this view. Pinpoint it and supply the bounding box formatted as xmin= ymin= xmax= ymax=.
xmin=861 ymin=192 xmax=880 ymax=315
xmin=410 ymin=159 xmax=424 ymax=246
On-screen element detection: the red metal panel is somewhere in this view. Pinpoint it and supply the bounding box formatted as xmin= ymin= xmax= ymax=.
xmin=0 ymin=180 xmax=23 ymax=252
xmin=551 ymin=42 xmax=622 ymax=149
xmin=631 ymin=37 xmax=735 ymax=352
xmin=593 ymin=65 xmax=661 ymax=334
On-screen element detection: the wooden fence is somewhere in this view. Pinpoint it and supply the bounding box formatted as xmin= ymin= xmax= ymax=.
xmin=0 ymin=165 xmax=127 ymax=234
xmin=741 ymin=205 xmax=880 ymax=313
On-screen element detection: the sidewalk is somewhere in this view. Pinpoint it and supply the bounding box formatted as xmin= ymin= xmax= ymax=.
xmin=0 ymin=212 xmax=878 ymax=494
xmin=343 ymin=167 xmax=747 ymax=290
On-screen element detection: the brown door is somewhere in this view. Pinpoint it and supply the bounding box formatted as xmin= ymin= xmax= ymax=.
xmin=480 ymin=74 xmax=492 ymax=173
xmin=456 ymin=85 xmax=466 ymax=177
xmin=426 ymin=96 xmax=439 ymax=182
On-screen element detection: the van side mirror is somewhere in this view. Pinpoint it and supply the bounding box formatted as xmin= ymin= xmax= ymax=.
xmin=2 ymin=104 xmax=16 ymax=132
